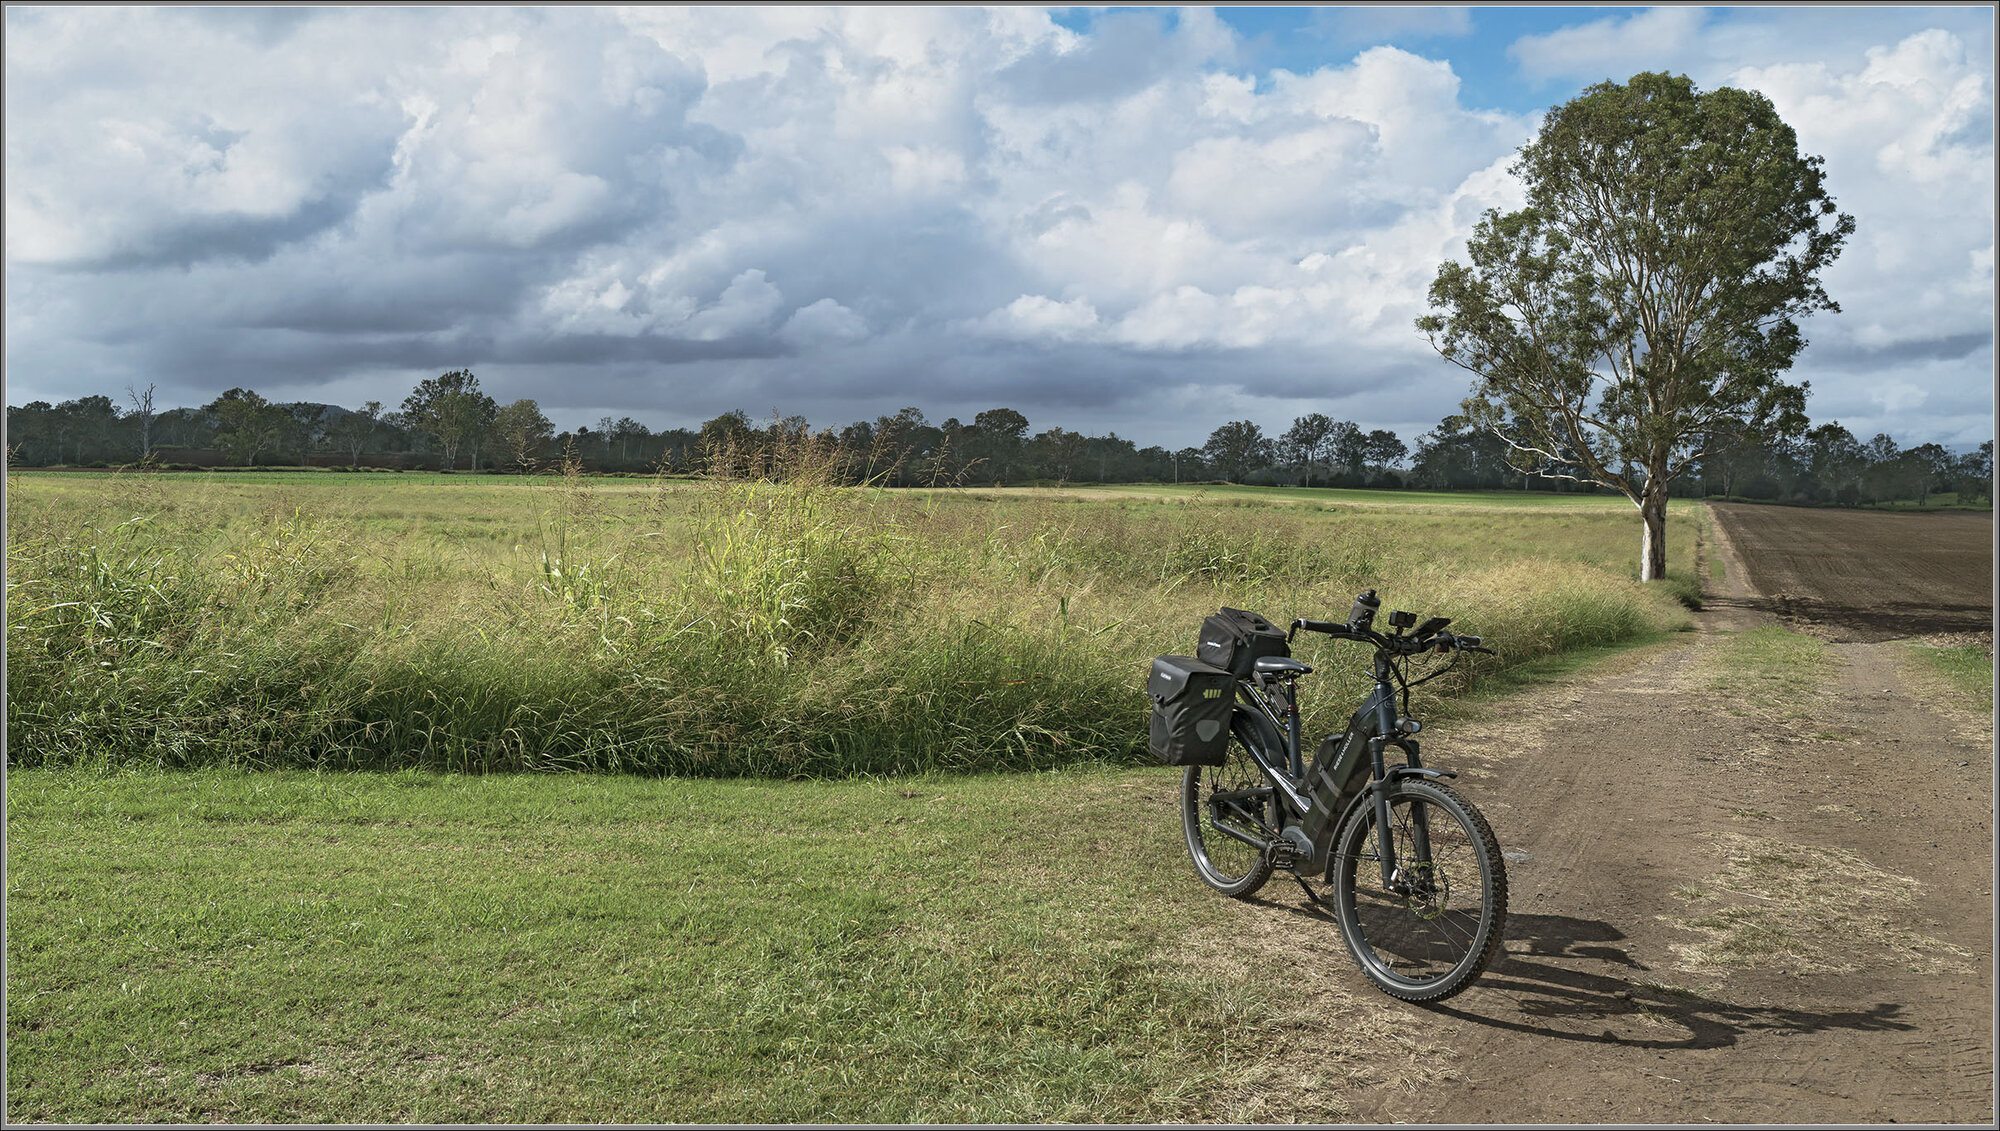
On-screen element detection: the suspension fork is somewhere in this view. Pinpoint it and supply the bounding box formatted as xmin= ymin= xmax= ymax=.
xmin=1369 ymin=737 xmax=1398 ymax=888
xmin=1362 ymin=665 xmax=1440 ymax=891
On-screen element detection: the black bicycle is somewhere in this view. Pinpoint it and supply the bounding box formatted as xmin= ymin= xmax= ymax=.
xmin=1167 ymin=591 xmax=1508 ymax=1002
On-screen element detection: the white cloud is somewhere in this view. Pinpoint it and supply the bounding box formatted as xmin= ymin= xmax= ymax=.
xmin=780 ymin=298 xmax=870 ymax=346
xmin=1869 ymin=378 xmax=1930 ymax=414
xmin=2 ymin=5 xmax=1989 ymax=450
xmin=681 ymin=268 xmax=785 ymax=341
xmin=1507 ymin=7 xmax=1709 ymax=86
xmin=1728 ymin=30 xmax=1994 ymax=430
xmin=971 ymin=294 xmax=1103 ymax=343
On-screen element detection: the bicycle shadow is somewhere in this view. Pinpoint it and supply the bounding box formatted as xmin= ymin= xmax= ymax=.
xmin=1255 ymin=895 xmax=1913 ymax=1051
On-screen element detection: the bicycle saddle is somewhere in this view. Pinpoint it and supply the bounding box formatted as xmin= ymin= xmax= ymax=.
xmin=1252 ymin=656 xmax=1313 ymax=677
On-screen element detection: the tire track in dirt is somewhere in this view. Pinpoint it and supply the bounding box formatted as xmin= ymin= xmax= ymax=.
xmin=1331 ymin=504 xmax=1993 ymax=1125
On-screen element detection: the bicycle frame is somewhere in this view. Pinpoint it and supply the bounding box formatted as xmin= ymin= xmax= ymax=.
xmin=1210 ymin=651 xmax=1453 ymax=888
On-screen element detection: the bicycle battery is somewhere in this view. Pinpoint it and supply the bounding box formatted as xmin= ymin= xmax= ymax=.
xmin=1146 ymin=655 xmax=1234 ymax=766
xmin=1311 ymin=723 xmax=1374 ymax=811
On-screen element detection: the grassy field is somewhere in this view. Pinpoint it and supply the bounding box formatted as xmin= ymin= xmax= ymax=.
xmin=7 ymin=465 xmax=1706 ymax=1121
xmin=6 ymin=764 xmax=1448 ymax=1124
xmin=7 ymin=463 xmax=1698 ymax=775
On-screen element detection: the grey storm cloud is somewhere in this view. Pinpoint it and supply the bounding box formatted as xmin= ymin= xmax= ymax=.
xmin=4 ymin=5 xmax=1992 ymax=449
xmin=1808 ymin=330 xmax=1995 ymax=371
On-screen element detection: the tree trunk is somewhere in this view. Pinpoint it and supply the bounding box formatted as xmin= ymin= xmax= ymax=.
xmin=1639 ymin=487 xmax=1668 ymax=581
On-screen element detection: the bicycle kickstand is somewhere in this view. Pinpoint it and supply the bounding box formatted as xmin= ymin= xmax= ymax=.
xmin=1291 ymin=872 xmax=1330 ymax=908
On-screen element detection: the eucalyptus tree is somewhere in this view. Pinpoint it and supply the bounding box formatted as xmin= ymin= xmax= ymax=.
xmin=1280 ymin=412 xmax=1337 ymax=486
xmin=1418 ymin=72 xmax=1852 ymax=580
xmin=402 ymin=369 xmax=497 ymax=471
xmin=205 ymin=388 xmax=287 ymax=465
xmin=1362 ymin=429 xmax=1407 ymax=473
xmin=1327 ymin=420 xmax=1367 ymax=481
xmin=971 ymin=407 xmax=1030 ymax=481
xmin=490 ymin=398 xmax=554 ymax=470
xmin=1203 ymin=420 xmax=1274 ymax=483
xmin=125 ymin=383 xmax=157 ymax=460
xmin=1033 ymin=426 xmax=1088 ymax=484
xmin=326 ymin=401 xmax=383 ymax=467
xmin=610 ymin=416 xmax=648 ymax=462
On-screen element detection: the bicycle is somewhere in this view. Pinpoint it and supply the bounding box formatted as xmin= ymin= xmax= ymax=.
xmin=1173 ymin=591 xmax=1508 ymax=1002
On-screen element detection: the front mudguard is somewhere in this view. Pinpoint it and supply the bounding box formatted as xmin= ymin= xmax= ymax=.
xmin=1314 ymin=749 xmax=1458 ymax=877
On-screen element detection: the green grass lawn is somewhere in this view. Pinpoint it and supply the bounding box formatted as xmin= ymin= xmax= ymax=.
xmin=6 ymin=470 xmax=1711 ymax=1121
xmin=6 ymin=764 xmax=1432 ymax=1124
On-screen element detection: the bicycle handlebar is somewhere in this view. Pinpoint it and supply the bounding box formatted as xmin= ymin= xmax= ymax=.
xmin=1289 ymin=618 xmax=1348 ymax=640
xmin=1289 ymin=607 xmax=1495 ymax=655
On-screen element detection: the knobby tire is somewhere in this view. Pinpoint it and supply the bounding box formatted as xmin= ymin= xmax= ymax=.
xmin=1330 ymin=778 xmax=1507 ymax=1002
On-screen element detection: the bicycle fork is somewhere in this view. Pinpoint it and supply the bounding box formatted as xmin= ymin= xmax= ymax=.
xmin=1365 ymin=737 xmax=1442 ymax=894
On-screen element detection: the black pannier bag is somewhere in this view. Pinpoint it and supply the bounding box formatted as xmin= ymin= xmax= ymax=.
xmin=1196 ymin=607 xmax=1289 ymax=677
xmin=1146 ymin=655 xmax=1235 ymax=766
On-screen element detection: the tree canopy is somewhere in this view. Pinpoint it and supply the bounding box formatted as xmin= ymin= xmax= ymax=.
xmin=1418 ymin=72 xmax=1853 ymax=579
xmin=401 ymin=369 xmax=496 ymax=471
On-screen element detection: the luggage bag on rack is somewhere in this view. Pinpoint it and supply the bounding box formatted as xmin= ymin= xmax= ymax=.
xmin=1196 ymin=606 xmax=1290 ymax=677
xmin=1146 ymin=654 xmax=1235 ymax=766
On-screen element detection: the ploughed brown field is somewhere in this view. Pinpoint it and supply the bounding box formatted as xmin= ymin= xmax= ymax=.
xmin=1710 ymin=503 xmax=1993 ymax=642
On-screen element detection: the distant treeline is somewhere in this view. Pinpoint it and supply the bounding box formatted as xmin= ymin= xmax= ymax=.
xmin=7 ymin=376 xmax=1991 ymax=506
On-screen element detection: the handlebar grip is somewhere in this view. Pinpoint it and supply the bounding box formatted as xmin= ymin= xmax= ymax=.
xmin=1297 ymin=619 xmax=1344 ymax=635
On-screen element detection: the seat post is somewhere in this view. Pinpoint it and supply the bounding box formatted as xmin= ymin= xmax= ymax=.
xmin=1251 ymin=657 xmax=1312 ymax=779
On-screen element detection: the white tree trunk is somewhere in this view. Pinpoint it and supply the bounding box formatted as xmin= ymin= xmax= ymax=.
xmin=1639 ymin=488 xmax=1668 ymax=581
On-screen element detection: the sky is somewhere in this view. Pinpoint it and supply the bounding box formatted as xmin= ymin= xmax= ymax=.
xmin=5 ymin=5 xmax=1994 ymax=451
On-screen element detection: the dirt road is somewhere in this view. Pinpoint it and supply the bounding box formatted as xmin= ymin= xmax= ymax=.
xmin=1229 ymin=503 xmax=1993 ymax=1124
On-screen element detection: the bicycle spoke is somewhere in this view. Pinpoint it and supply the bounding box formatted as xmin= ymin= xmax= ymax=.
xmin=1182 ymin=732 xmax=1279 ymax=897
xmin=1333 ymin=782 xmax=1506 ymax=1002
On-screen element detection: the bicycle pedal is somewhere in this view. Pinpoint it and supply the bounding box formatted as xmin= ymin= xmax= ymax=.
xmin=1268 ymin=826 xmax=1314 ymax=871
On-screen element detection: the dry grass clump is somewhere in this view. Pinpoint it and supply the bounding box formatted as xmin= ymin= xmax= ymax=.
xmin=1661 ymin=832 xmax=1975 ymax=975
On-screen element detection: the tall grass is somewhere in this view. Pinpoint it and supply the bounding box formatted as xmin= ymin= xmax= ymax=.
xmin=7 ymin=454 xmax=1693 ymax=775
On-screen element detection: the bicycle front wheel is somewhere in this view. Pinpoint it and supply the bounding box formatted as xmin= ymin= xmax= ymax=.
xmin=1181 ymin=733 xmax=1277 ymax=898
xmin=1330 ymin=778 xmax=1507 ymax=1002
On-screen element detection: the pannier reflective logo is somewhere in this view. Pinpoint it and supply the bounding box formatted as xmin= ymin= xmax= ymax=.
xmin=1195 ymin=720 xmax=1223 ymax=741
xmin=1202 ymin=688 xmax=1222 ymax=699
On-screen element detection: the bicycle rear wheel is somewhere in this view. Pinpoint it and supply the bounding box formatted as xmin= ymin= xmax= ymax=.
xmin=1330 ymin=778 xmax=1506 ymax=1002
xmin=1181 ymin=732 xmax=1277 ymax=898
